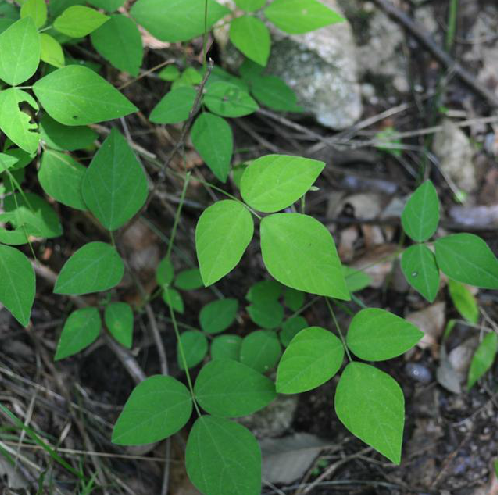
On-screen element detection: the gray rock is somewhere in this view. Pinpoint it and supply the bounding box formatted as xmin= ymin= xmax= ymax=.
xmin=215 ymin=0 xmax=362 ymax=129
xmin=433 ymin=119 xmax=476 ymax=193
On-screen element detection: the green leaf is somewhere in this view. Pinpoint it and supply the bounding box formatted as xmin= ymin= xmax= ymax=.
xmin=174 ymin=268 xmax=203 ymax=290
xmin=211 ymin=334 xmax=242 ymax=361
xmin=334 ymin=363 xmax=404 ymax=464
xmin=53 ymin=6 xmax=108 ymax=38
xmin=2 ymin=149 xmax=33 ymax=170
xmin=81 ymin=129 xmax=149 ymax=231
xmin=159 ymin=65 xmax=180 ymax=82
xmin=40 ymin=114 xmax=97 ymax=151
xmin=276 ymin=327 xmax=344 ymax=393
xmin=239 ymin=59 xmax=264 ymax=83
xmin=191 ymin=113 xmax=233 ymax=182
xmin=39 ymin=150 xmax=86 ymax=210
xmin=112 ymin=375 xmax=192 ymax=445
xmin=0 ymin=19 xmax=15 ymax=34
xmin=55 ymin=307 xmax=101 ymax=360
xmin=3 ymin=192 xmax=62 ymax=239
xmin=186 ymin=416 xmax=261 ymax=495
xmin=0 ymin=89 xmax=39 ymax=154
xmin=246 ymin=280 xmax=283 ymax=303
xmin=260 ymin=213 xmax=349 ymax=299
xmin=54 ymin=241 xmax=124 ymax=295
xmin=241 ymin=155 xmax=324 ymax=213
xmin=130 ymin=0 xmax=229 ymax=42
xmin=250 ymin=75 xmax=303 ymax=112
xmin=448 ymin=279 xmax=478 ymax=324
xmin=200 ymin=298 xmax=238 ymax=334
xmin=234 ymin=0 xmax=266 ymax=11
xmin=203 ymin=65 xmax=250 ymax=91
xmin=105 ymin=302 xmax=133 ymax=348
xmin=87 ymin=0 xmax=125 ymax=12
xmin=0 ymin=153 xmax=19 ymax=172
xmin=0 ymin=245 xmax=35 ymax=327
xmin=194 ymin=359 xmax=276 ymax=417
xmin=346 ymin=308 xmax=423 ymax=361
xmin=40 ymin=34 xmax=65 ymax=68
xmin=434 ymin=234 xmax=498 ymax=289
xmin=467 ymin=332 xmax=497 ymax=390
xmin=283 ymin=288 xmax=304 ymax=310
xmin=156 ymin=257 xmax=174 ymax=286
xmin=401 ymin=244 xmax=439 ymax=302
xmin=401 ymin=180 xmax=439 ymax=242
xmin=247 ymin=299 xmax=284 ymax=329
xmin=0 ymin=17 xmax=40 ymax=86
xmin=204 ymin=81 xmax=258 ymax=117
xmin=149 ymin=87 xmax=196 ymax=124
xmin=230 ymin=15 xmax=270 ymax=66
xmin=162 ymin=286 xmax=184 ymax=313
xmin=91 ymin=14 xmax=142 ymax=76
xmin=178 ymin=330 xmax=208 ymax=370
xmin=20 ymin=0 xmax=47 ymax=28
xmin=280 ymin=316 xmax=307 ymax=347
xmin=240 ymin=330 xmax=282 ymax=373
xmin=195 ymin=200 xmax=254 ymax=286
xmin=264 ymin=0 xmax=344 ymax=34
xmin=33 ymin=66 xmax=137 ymax=126
xmin=343 ymin=266 xmax=371 ymax=293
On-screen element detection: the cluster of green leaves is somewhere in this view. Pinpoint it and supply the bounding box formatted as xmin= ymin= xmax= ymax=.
xmin=399 ymin=180 xmax=498 ymax=389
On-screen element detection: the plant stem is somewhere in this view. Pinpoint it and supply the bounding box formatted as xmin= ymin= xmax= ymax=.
xmin=325 ymin=298 xmax=352 ymax=362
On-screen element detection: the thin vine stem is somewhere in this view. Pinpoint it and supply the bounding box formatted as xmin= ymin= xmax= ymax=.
xmin=325 ymin=297 xmax=352 ymax=362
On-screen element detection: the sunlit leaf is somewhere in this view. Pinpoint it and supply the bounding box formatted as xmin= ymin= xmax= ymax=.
xmin=178 ymin=330 xmax=208 ymax=370
xmin=240 ymin=330 xmax=282 ymax=373
xmin=230 ymin=15 xmax=270 ymax=66
xmin=277 ymin=327 xmax=344 ymax=393
xmin=53 ymin=5 xmax=108 ymax=38
xmin=105 ymin=302 xmax=133 ymax=348
xmin=335 ymin=363 xmax=404 ymax=464
xmin=194 ymin=359 xmax=276 ymax=417
xmin=200 ymin=298 xmax=238 ymax=334
xmin=401 ymin=244 xmax=439 ymax=302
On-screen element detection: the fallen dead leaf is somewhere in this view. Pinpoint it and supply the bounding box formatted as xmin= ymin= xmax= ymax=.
xmin=406 ymin=302 xmax=446 ymax=351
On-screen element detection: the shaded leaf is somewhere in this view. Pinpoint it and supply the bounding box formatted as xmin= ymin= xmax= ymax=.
xmin=246 ymin=280 xmax=283 ymax=303
xmin=112 ymin=375 xmax=192 ymax=444
xmin=191 ymin=113 xmax=233 ymax=182
xmin=91 ymin=14 xmax=142 ymax=76
xmin=39 ymin=150 xmax=86 ymax=210
xmin=0 ymin=245 xmax=35 ymax=327
xmin=156 ymin=257 xmax=174 ymax=286
xmin=204 ymin=81 xmax=258 ymax=117
xmin=247 ymin=299 xmax=284 ymax=329
xmin=174 ymin=268 xmax=203 ymax=290
xmin=55 ymin=241 xmax=124 ymax=295
xmin=280 ymin=316 xmax=307 ymax=347
xmin=251 ymin=75 xmax=303 ymax=112
xmin=149 ymin=86 xmax=196 ymax=124
xmin=235 ymin=0 xmax=266 ymax=11
xmin=178 ymin=330 xmax=208 ymax=370
xmin=277 ymin=327 xmax=344 ymax=393
xmin=283 ymin=287 xmax=305 ymax=311
xmin=82 ymin=128 xmax=149 ymax=231
xmin=211 ymin=334 xmax=242 ymax=361
xmin=55 ymin=307 xmax=101 ymax=360
xmin=40 ymin=114 xmax=97 ymax=151
xmin=162 ymin=286 xmax=184 ymax=313
xmin=105 ymin=302 xmax=133 ymax=348
xmin=200 ymin=298 xmax=238 ymax=334
xmin=240 ymin=330 xmax=282 ymax=372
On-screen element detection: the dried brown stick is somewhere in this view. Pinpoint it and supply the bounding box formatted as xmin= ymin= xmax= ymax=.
xmin=371 ymin=0 xmax=498 ymax=108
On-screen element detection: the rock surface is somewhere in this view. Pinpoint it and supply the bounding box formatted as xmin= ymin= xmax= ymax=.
xmin=215 ymin=0 xmax=362 ymax=129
